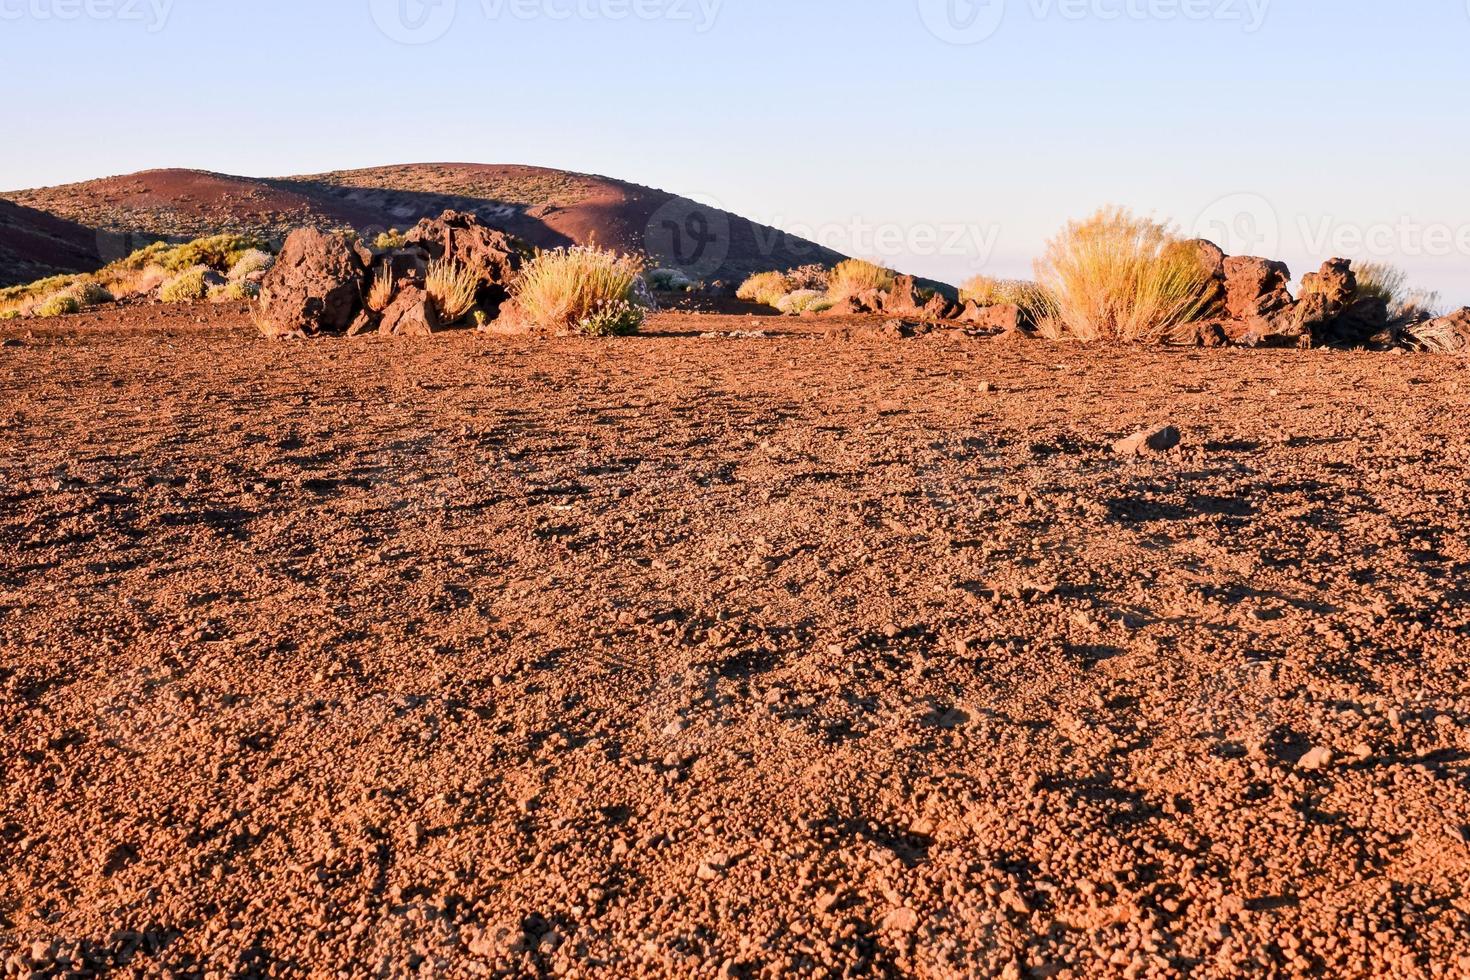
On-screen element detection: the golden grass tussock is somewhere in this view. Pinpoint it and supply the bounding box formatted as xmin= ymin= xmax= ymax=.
xmin=736 ymin=271 xmax=791 ymax=308
xmin=1354 ymin=262 xmax=1441 ymax=323
xmin=511 ymin=246 xmax=646 ymax=336
xmin=827 ymin=259 xmax=895 ymax=301
xmin=1033 ymin=207 xmax=1219 ymax=342
xmin=367 ymin=264 xmax=396 ymax=313
xmin=425 ymin=260 xmax=480 ymax=324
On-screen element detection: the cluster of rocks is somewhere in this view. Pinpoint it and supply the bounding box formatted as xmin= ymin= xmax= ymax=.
xmin=820 ymin=275 xmax=1026 ymax=333
xmin=254 ymin=211 xmax=525 ymax=340
xmin=1177 ymin=244 xmax=1386 ymax=348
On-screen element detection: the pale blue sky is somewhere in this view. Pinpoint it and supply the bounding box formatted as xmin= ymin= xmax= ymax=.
xmin=4 ymin=0 xmax=1468 ymax=304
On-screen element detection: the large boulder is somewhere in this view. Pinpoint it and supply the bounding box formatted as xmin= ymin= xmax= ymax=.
xmin=256 ymin=229 xmax=369 ymax=339
xmin=1223 ymin=256 xmax=1293 ymax=320
xmin=403 ymin=211 xmax=525 ymax=313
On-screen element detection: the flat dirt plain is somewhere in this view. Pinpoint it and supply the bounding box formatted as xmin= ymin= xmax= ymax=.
xmin=3 ymin=305 xmax=1470 ymax=979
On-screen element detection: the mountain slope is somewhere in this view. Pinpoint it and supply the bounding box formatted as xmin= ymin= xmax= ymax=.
xmin=3 ymin=164 xmax=848 ymax=287
xmin=0 ymin=198 xmax=103 ymax=287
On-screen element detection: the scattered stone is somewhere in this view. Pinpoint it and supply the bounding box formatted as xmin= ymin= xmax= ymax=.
xmin=881 ymin=907 xmax=920 ymax=933
xmin=1298 ymin=747 xmax=1334 ymax=771
xmin=1112 ymin=425 xmax=1181 ymax=456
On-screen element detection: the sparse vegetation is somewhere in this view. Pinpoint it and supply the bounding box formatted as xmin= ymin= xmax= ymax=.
xmin=228 ymin=249 xmax=274 ymax=281
xmin=827 ymin=259 xmax=895 ymax=301
xmin=160 ymin=266 xmax=213 ymax=304
xmin=0 ymin=234 xmax=279 ymax=316
xmin=960 ymin=275 xmax=1059 ymax=326
xmin=35 ymin=293 xmax=81 ymax=318
xmin=512 ymin=245 xmax=646 ymax=335
xmin=69 ymin=281 xmax=115 ymax=307
xmin=776 ymin=289 xmax=827 ymax=314
xmin=367 ymin=265 xmax=396 ymax=313
xmin=1033 ymin=207 xmax=1218 ymax=342
xmin=1355 ymin=262 xmax=1440 ymax=324
xmin=737 ymin=271 xmax=792 ymax=308
xmin=425 ymin=260 xmax=479 ymax=324
xmin=374 ymin=229 xmax=409 ymax=251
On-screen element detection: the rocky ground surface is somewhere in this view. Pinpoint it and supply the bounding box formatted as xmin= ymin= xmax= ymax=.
xmin=2 ymin=306 xmax=1469 ymax=979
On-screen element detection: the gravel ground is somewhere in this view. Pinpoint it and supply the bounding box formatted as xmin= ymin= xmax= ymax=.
xmin=2 ymin=306 xmax=1469 ymax=978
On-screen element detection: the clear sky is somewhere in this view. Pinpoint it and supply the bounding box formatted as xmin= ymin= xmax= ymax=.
xmin=4 ymin=0 xmax=1468 ymax=305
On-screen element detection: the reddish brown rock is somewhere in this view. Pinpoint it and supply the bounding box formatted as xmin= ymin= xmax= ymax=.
xmin=255 ymin=228 xmax=368 ymax=339
xmin=403 ymin=211 xmax=524 ymax=311
xmin=958 ymin=302 xmax=1023 ymax=334
xmin=1177 ymin=239 xmax=1227 ymax=314
xmin=347 ymin=309 xmax=379 ymax=337
xmin=378 ymin=286 xmax=439 ymax=338
xmin=1223 ymin=256 xmax=1293 ymax=321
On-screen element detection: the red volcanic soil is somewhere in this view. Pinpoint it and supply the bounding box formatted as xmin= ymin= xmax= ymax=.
xmin=3 ymin=164 xmax=848 ymax=288
xmin=2 ymin=304 xmax=1469 ymax=977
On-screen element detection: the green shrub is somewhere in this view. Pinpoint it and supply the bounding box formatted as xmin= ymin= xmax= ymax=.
xmin=160 ymin=234 xmax=267 ymax=273
xmin=375 ymin=229 xmax=408 ymax=251
xmin=160 ymin=266 xmax=212 ymax=303
xmin=227 ymin=249 xmax=274 ymax=281
xmin=209 ymin=281 xmax=258 ymax=303
xmin=1 ymin=309 xmax=22 ymax=320
xmin=35 ymin=292 xmax=81 ymax=317
xmin=575 ymin=299 xmax=644 ymax=337
xmin=776 ymin=289 xmax=827 ymax=314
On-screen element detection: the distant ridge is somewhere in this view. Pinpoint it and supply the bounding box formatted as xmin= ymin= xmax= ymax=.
xmin=1 ymin=163 xmax=851 ymax=289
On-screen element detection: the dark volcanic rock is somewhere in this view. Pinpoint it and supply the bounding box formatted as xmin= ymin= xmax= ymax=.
xmin=256 ymin=229 xmax=368 ymax=339
xmin=403 ymin=211 xmax=525 ymax=313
